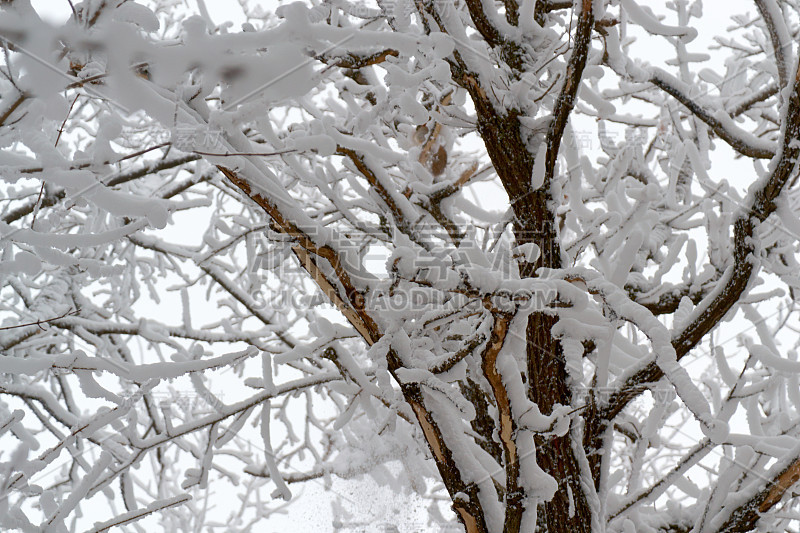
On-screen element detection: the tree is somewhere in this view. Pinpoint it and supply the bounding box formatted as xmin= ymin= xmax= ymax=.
xmin=2 ymin=0 xmax=800 ymax=530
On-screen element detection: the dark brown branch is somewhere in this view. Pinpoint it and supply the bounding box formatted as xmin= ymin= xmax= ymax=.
xmin=462 ymin=0 xmax=523 ymax=69
xmin=464 ymin=0 xmax=504 ymax=48
xmin=107 ymin=153 xmax=201 ymax=186
xmin=651 ymin=72 xmax=775 ymax=159
xmin=729 ymin=83 xmax=779 ymax=118
xmin=626 ymin=283 xmax=708 ymax=316
xmin=596 ymin=53 xmax=800 ymax=436
xmin=451 ymin=1 xmax=596 ymax=529
xmin=754 ymin=0 xmax=789 ymax=92
xmin=0 ymin=93 xmax=26 ymax=126
xmin=430 ymin=334 xmax=486 ymax=374
xmin=503 ymin=0 xmax=520 ymax=25
xmin=0 ymin=309 xmax=77 ymax=331
xmin=534 ymin=0 xmax=573 ymax=26
xmin=85 ymin=495 xmax=192 ymax=533
xmin=545 ymin=0 xmax=594 ymax=186
xmin=190 ymin=149 xmax=295 ymax=157
xmin=3 ymin=155 xmax=200 ymax=224
xmin=159 ymin=173 xmax=210 ymax=200
xmin=715 ymin=455 xmax=800 ymax=532
xmin=526 ymin=2 xmax=597 ymax=529
xmin=460 ymin=378 xmax=504 ymax=466
xmin=610 ymin=439 xmax=712 ymax=521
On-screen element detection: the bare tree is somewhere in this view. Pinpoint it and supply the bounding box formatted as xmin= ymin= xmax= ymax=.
xmin=2 ymin=0 xmax=800 ymax=531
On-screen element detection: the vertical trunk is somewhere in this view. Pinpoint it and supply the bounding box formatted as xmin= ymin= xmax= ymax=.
xmin=516 ymin=207 xmax=592 ymax=533
xmin=470 ymin=100 xmax=593 ymax=531
xmin=527 ymin=313 xmax=592 ymax=533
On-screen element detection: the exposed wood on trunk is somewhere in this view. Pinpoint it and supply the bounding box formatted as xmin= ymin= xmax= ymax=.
xmin=452 ymin=0 xmax=596 ymax=529
xmin=219 ymin=165 xmax=491 ymax=533
xmin=479 ymin=313 xmax=523 ymax=531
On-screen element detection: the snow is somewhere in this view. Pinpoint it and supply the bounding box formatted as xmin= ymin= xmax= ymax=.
xmin=610 ymin=229 xmax=643 ymax=287
xmin=0 ymin=251 xmax=41 ymax=276
xmin=580 ymin=82 xmax=616 ymax=118
xmin=621 ymin=0 xmax=698 ymax=40
xmin=41 ymin=452 xmax=112 ymax=533
xmin=749 ymin=342 xmax=800 ymax=374
xmin=757 ymin=0 xmax=792 ymax=86
xmin=112 ymin=2 xmax=160 ymax=32
xmin=531 ymin=142 xmax=547 ymax=190
xmin=2 ymin=1 xmax=798 ymax=531
xmin=86 ymin=494 xmax=192 ymax=533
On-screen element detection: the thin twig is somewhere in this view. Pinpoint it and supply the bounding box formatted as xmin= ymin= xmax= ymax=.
xmin=0 ymin=309 xmax=78 ymax=331
xmin=192 ymin=149 xmax=296 ymax=157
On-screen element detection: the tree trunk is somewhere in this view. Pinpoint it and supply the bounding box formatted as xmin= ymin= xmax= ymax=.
xmin=528 ymin=312 xmax=592 ymax=533
xmin=471 ymin=95 xmax=593 ymax=532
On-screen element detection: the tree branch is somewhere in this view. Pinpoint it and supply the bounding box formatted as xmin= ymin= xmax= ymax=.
xmin=218 ymin=164 xmax=492 ymax=533
xmin=729 ymin=83 xmax=780 ymax=118
xmin=0 ymin=92 xmax=26 ymax=126
xmin=319 ymin=49 xmax=399 ymax=69
xmin=596 ymin=54 xmax=800 ymax=430
xmin=650 ymin=70 xmax=775 ymax=159
xmin=2 ymin=154 xmax=200 ymax=224
xmin=464 ymin=0 xmax=504 ymax=48
xmin=715 ymin=455 xmax=800 ymax=532
xmin=753 ymin=0 xmax=791 ymax=93
xmin=534 ymin=1 xmax=574 ymax=26
xmin=85 ymin=494 xmax=192 ymax=533
xmin=545 ymin=0 xmax=594 ymax=186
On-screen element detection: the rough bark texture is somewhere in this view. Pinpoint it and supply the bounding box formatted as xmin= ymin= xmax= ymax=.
xmin=467 ymin=59 xmax=593 ymax=533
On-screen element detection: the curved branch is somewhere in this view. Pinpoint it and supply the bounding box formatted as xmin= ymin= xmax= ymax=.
xmin=625 ymin=282 xmax=708 ymax=315
xmin=0 ymin=92 xmax=26 ymax=126
xmin=533 ymin=1 xmax=574 ymax=26
xmin=754 ymin=0 xmax=791 ymax=93
xmin=650 ymin=70 xmax=775 ymax=159
xmin=597 ymin=56 xmax=800 ymax=427
xmin=729 ymin=83 xmax=779 ymax=118
xmin=503 ymin=0 xmax=519 ymax=25
xmin=464 ymin=0 xmax=504 ymax=48
xmin=318 ymin=48 xmax=399 ymax=69
xmin=2 ymin=154 xmax=200 ymax=224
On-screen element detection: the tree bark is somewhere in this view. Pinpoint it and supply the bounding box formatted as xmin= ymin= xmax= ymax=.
xmin=470 ymin=89 xmax=593 ymax=533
